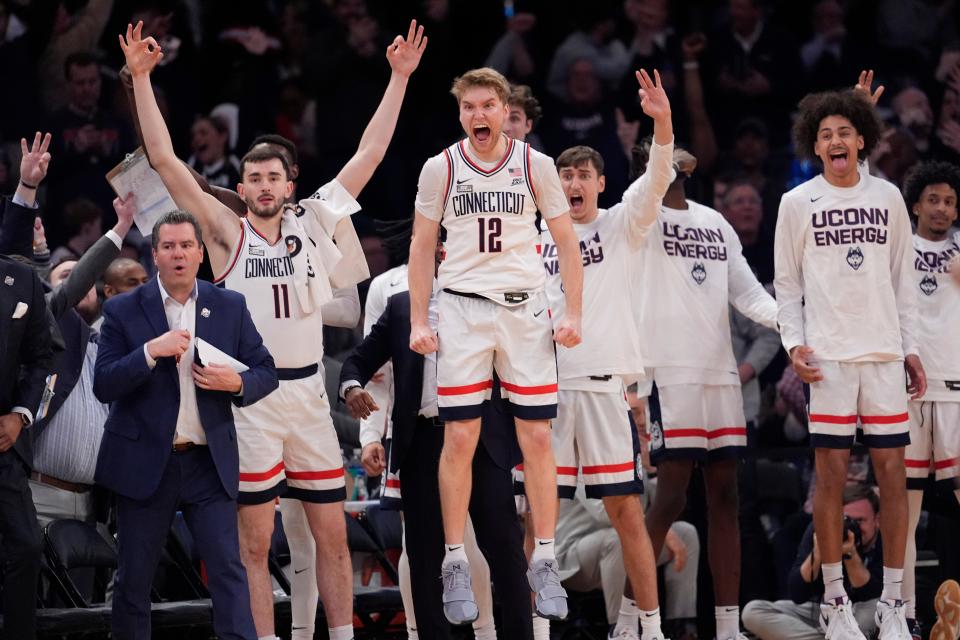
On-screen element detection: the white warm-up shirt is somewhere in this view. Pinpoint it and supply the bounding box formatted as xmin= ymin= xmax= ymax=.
xmin=774 ymin=172 xmax=918 ymax=362
xmin=542 ymin=138 xmax=674 ymax=390
xmin=637 ymin=200 xmax=779 ymax=384
xmin=912 ymin=232 xmax=960 ymax=400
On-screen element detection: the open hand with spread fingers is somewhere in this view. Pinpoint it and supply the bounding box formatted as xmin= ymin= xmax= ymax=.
xmin=119 ymin=21 xmax=164 ymax=77
xmin=386 ymin=19 xmax=427 ymax=78
xmin=636 ymin=68 xmax=671 ymax=122
xmin=854 ymin=69 xmax=884 ymax=106
xmin=20 ymin=132 xmax=52 ymax=187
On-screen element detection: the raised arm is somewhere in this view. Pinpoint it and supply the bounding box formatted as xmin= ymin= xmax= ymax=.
xmin=119 ymin=66 xmax=248 ymax=217
xmin=681 ymin=34 xmax=717 ymax=176
xmin=119 ymin=22 xmax=240 ymax=265
xmin=336 ymin=20 xmax=427 ymax=198
xmin=622 ymin=69 xmax=674 ymax=246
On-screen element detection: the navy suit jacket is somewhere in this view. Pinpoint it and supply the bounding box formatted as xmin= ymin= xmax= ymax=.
xmin=93 ymin=277 xmax=277 ymax=501
xmin=339 ymin=292 xmax=522 ymax=474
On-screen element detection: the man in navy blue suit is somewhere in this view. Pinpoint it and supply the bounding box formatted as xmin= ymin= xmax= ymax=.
xmin=94 ymin=210 xmax=278 ymax=639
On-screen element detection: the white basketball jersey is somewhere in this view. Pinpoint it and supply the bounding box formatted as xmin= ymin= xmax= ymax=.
xmin=415 ymin=136 xmax=568 ymax=301
xmin=913 ymin=232 xmax=960 ymax=395
xmin=217 ymin=218 xmax=325 ymax=368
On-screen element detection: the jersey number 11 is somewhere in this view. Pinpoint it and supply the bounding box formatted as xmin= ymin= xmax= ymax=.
xmin=272 ymin=283 xmax=291 ymax=319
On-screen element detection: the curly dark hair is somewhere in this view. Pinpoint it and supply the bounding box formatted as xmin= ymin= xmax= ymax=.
xmin=902 ymin=160 xmax=960 ymax=212
xmin=508 ymin=84 xmax=543 ymax=126
xmin=792 ymin=90 xmax=883 ymax=164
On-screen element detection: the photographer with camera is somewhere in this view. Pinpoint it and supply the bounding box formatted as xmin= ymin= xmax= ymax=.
xmin=743 ymin=484 xmax=883 ymax=639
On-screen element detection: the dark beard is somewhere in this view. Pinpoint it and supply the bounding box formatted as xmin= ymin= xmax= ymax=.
xmin=245 ymin=196 xmax=283 ymax=220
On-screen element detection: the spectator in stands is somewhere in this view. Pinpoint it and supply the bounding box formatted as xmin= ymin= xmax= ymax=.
xmin=546 ymin=5 xmax=630 ymax=102
xmin=719 ymin=178 xmax=774 ymax=283
xmin=36 ymin=0 xmax=115 ymax=114
xmin=937 ymin=67 xmax=960 ymax=162
xmin=49 ymin=197 xmax=104 ymax=265
xmin=0 ymin=0 xmax=39 ymax=140
xmin=187 ymin=114 xmax=241 ymax=189
xmin=892 ymin=85 xmax=936 ymax=159
xmin=541 ymin=58 xmax=628 ymax=205
xmin=47 ymin=52 xmax=132 ymax=233
xmin=705 ymin=0 xmax=801 ymax=146
xmin=31 ymin=195 xmax=136 ymax=524
xmin=800 ymin=0 xmax=864 ymax=93
xmin=743 ymin=484 xmax=884 ymax=639
xmin=870 ymin=126 xmax=920 ymax=188
xmin=484 ymin=10 xmax=538 ymax=84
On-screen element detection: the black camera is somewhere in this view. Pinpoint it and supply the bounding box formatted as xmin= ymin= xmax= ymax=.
xmin=842 ymin=516 xmax=863 ymax=558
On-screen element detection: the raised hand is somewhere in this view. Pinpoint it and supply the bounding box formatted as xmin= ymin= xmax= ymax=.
xmin=636 ymin=69 xmax=671 ymax=123
xmin=113 ymin=192 xmax=137 ymax=236
xmin=19 ymin=132 xmax=52 ymax=187
xmin=386 ymin=19 xmax=427 ymax=78
xmin=118 ymin=21 xmax=163 ymax=77
xmin=854 ymin=69 xmax=884 ymax=106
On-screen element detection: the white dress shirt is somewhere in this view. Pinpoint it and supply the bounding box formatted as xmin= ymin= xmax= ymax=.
xmin=143 ymin=278 xmax=206 ymax=445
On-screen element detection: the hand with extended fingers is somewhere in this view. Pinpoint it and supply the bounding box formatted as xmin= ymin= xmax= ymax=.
xmin=854 ymin=69 xmax=884 ymax=106
xmin=20 ymin=132 xmax=52 ymax=187
xmin=386 ymin=19 xmax=427 ymax=78
xmin=119 ymin=21 xmax=163 ymax=77
xmin=636 ymin=68 xmax=671 ymax=123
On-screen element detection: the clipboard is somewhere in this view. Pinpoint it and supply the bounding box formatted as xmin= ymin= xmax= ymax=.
xmin=106 ymin=147 xmax=178 ymax=236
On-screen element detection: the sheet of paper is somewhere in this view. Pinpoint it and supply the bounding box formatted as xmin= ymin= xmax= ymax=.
xmin=195 ymin=338 xmax=248 ymax=373
xmin=106 ymin=147 xmax=178 ymax=236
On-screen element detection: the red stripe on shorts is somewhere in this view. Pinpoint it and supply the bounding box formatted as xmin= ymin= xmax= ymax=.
xmin=557 ymin=466 xmax=578 ymax=476
xmin=437 ymin=380 xmax=493 ymax=396
xmin=860 ymin=413 xmax=909 ymax=424
xmin=808 ymin=414 xmax=858 ymax=424
xmin=582 ymin=461 xmax=635 ymax=475
xmin=935 ymin=458 xmax=959 ymax=470
xmin=905 ymin=459 xmax=930 ymax=468
xmin=663 ymin=427 xmax=747 ymax=439
xmin=239 ymin=461 xmax=285 ymax=482
xmin=385 ymin=478 xmax=401 ymax=488
xmin=500 ymin=381 xmax=558 ymax=395
xmin=286 ymin=468 xmax=345 ymax=481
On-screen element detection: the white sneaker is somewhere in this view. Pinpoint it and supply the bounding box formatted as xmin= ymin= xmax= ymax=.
xmin=876 ymin=600 xmax=912 ymax=640
xmin=820 ymin=597 xmax=868 ymax=640
xmin=716 ymin=634 xmax=749 ymax=640
xmin=608 ymin=624 xmax=640 ymax=640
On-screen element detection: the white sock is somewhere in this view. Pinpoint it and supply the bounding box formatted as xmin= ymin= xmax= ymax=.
xmin=531 ymin=537 xmax=556 ymax=562
xmin=822 ymin=561 xmax=847 ymax=602
xmin=407 ymin=629 xmax=419 ymax=640
xmin=715 ymin=605 xmax=740 ymax=639
xmin=291 ymin=628 xmax=313 ymax=640
xmin=473 ymin=623 xmax=497 ymax=640
xmin=258 ymin=636 xmax=280 ymax=640
xmin=882 ymin=566 xmax=904 ymax=602
xmin=532 ymin=612 xmax=550 ymax=640
xmin=328 ymin=624 xmax=354 ymax=640
xmin=444 ymin=543 xmax=469 ymax=564
xmin=639 ymin=607 xmax=662 ymax=638
xmin=614 ymin=596 xmax=639 ymax=635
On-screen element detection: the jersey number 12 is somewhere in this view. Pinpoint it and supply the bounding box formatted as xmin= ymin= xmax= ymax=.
xmin=272 ymin=284 xmax=290 ymax=319
xmin=478 ymin=217 xmax=502 ymax=253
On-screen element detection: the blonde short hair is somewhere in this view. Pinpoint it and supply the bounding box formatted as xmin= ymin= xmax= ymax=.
xmin=450 ymin=67 xmax=511 ymax=104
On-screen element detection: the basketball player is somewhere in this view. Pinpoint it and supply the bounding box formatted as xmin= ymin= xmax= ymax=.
xmin=775 ymin=89 xmax=925 ymax=640
xmin=899 ymin=161 xmax=960 ymax=637
xmin=543 ymin=69 xmax=673 ymax=640
xmin=408 ymin=66 xmax=583 ymax=623
xmin=120 ymin=20 xmax=427 ymax=640
xmin=630 ymin=130 xmax=777 ymax=639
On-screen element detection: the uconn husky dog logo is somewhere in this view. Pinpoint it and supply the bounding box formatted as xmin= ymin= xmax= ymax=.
xmin=846 ymin=247 xmax=864 ymax=270
xmin=920 ymin=274 xmax=938 ymax=296
xmin=691 ymin=261 xmax=707 ymax=285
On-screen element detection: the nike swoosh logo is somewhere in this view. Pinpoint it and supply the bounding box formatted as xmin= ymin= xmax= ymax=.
xmin=456 ymin=178 xmax=471 ymax=184
xmin=447 ymin=545 xmax=463 ymax=551
xmin=534 ymin=309 xmax=545 ymax=317
xmin=810 ymin=195 xmax=824 ymax=202
xmin=537 ymin=540 xmax=551 ymax=545
xmin=644 ymin=612 xmax=658 ymax=617
xmin=294 ymin=567 xmax=308 ymax=574
xmin=390 ymin=280 xmax=402 ymax=286
xmin=724 ymin=607 xmax=738 ymax=613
